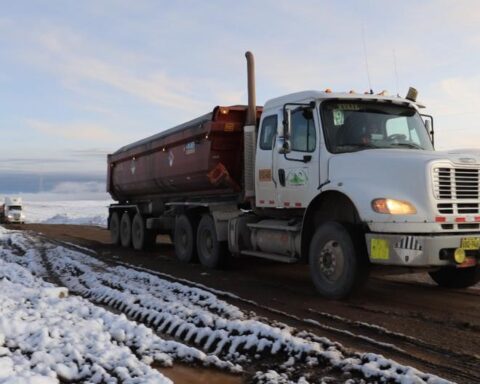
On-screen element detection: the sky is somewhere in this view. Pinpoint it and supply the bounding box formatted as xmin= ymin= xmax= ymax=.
xmin=1 ymin=0 xmax=480 ymax=194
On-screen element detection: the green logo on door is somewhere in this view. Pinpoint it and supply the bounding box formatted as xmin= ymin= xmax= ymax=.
xmin=286 ymin=169 xmax=308 ymax=187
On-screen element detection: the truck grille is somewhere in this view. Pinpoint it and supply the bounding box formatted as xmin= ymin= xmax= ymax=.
xmin=433 ymin=165 xmax=480 ymax=231
xmin=433 ymin=167 xmax=480 ymax=199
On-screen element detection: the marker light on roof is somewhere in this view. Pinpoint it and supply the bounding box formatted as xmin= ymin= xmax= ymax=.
xmin=324 ymin=88 xmax=332 ymax=93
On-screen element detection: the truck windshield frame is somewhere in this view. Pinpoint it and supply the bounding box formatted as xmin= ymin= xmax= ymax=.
xmin=320 ymin=100 xmax=434 ymax=154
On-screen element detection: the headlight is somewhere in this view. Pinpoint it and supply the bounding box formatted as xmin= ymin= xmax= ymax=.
xmin=371 ymin=198 xmax=417 ymax=215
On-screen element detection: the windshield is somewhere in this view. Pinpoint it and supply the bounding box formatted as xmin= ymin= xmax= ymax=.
xmin=321 ymin=101 xmax=434 ymax=153
xmin=8 ymin=205 xmax=22 ymax=210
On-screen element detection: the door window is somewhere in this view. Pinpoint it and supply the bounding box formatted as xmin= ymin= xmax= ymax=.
xmin=259 ymin=115 xmax=278 ymax=150
xmin=291 ymin=109 xmax=316 ymax=152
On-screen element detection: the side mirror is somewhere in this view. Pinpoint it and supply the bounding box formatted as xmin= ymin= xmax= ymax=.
xmin=425 ymin=119 xmax=432 ymax=134
xmin=422 ymin=114 xmax=434 ymax=146
xmin=281 ymin=109 xmax=292 ymax=154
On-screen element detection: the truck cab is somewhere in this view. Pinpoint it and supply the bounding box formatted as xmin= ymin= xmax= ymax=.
xmin=1 ymin=197 xmax=25 ymax=224
xmin=251 ymin=90 xmax=480 ymax=297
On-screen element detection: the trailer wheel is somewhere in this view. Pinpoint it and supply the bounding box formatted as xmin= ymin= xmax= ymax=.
xmin=309 ymin=222 xmax=367 ymax=299
xmin=429 ymin=265 xmax=480 ymax=288
xmin=132 ymin=213 xmax=156 ymax=251
xmin=120 ymin=212 xmax=132 ymax=248
xmin=174 ymin=214 xmax=197 ymax=263
xmin=110 ymin=212 xmax=121 ymax=245
xmin=197 ymin=214 xmax=228 ymax=269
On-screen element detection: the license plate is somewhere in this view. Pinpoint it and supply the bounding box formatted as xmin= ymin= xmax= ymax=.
xmin=461 ymin=237 xmax=480 ymax=249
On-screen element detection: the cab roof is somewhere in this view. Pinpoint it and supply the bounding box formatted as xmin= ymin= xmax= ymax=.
xmin=263 ymin=90 xmax=422 ymax=111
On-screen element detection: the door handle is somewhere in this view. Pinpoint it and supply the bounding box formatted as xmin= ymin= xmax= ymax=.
xmin=278 ymin=169 xmax=286 ymax=186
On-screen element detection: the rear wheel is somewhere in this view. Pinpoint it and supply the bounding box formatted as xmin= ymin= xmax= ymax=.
xmin=132 ymin=213 xmax=156 ymax=251
xmin=120 ymin=212 xmax=132 ymax=248
xmin=174 ymin=214 xmax=197 ymax=263
xmin=196 ymin=214 xmax=228 ymax=269
xmin=110 ymin=212 xmax=121 ymax=245
xmin=429 ymin=266 xmax=480 ymax=288
xmin=309 ymin=222 xmax=368 ymax=299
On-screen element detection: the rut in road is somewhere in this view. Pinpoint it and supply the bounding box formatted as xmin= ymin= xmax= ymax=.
xmin=0 ymin=229 xmax=455 ymax=384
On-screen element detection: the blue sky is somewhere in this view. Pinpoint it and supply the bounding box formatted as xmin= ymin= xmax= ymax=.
xmin=1 ymin=1 xmax=480 ymax=192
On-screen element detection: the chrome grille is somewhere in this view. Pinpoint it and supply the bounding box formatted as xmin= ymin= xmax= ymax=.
xmin=437 ymin=202 xmax=479 ymax=215
xmin=433 ymin=167 xmax=480 ymax=199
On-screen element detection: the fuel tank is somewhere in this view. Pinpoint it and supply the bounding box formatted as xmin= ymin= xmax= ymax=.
xmin=107 ymin=105 xmax=262 ymax=203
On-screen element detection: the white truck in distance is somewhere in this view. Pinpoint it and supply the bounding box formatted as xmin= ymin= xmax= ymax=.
xmin=108 ymin=52 xmax=480 ymax=299
xmin=0 ymin=197 xmax=25 ymax=224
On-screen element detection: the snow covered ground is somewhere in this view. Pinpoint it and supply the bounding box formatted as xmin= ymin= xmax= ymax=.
xmin=0 ymin=226 xmax=452 ymax=384
xmin=23 ymin=199 xmax=111 ymax=227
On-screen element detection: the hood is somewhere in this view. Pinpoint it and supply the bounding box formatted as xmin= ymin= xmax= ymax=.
xmin=327 ymin=148 xmax=480 ymax=223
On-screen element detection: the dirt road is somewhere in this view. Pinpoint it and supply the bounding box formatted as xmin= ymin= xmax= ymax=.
xmin=14 ymin=224 xmax=480 ymax=383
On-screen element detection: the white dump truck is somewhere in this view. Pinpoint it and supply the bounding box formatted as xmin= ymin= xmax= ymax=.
xmin=107 ymin=52 xmax=480 ymax=299
xmin=0 ymin=197 xmax=25 ymax=224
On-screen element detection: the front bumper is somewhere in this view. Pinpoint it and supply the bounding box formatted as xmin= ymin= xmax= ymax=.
xmin=365 ymin=233 xmax=480 ymax=267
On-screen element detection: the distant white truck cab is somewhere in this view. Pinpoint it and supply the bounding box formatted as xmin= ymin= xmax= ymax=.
xmin=0 ymin=197 xmax=25 ymax=224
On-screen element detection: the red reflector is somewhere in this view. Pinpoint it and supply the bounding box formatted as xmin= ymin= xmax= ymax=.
xmin=269 ymin=200 xmax=275 ymax=205
xmin=455 ymin=217 xmax=466 ymax=223
xmin=259 ymin=200 xmax=265 ymax=204
xmin=475 ymin=216 xmax=480 ymax=222
xmin=458 ymin=257 xmax=477 ymax=269
xmin=284 ymin=202 xmax=290 ymax=207
xmin=435 ymin=216 xmax=446 ymax=223
xmin=295 ymin=202 xmax=302 ymax=207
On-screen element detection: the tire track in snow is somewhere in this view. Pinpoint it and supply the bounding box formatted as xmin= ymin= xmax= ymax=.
xmin=24 ymin=234 xmax=457 ymax=384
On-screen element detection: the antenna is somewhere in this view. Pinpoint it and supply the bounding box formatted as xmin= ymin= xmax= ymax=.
xmin=393 ymin=48 xmax=400 ymax=96
xmin=361 ymin=22 xmax=373 ymax=93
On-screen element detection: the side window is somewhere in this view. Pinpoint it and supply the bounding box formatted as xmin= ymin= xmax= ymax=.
xmin=291 ymin=109 xmax=316 ymax=152
xmin=259 ymin=115 xmax=277 ymax=150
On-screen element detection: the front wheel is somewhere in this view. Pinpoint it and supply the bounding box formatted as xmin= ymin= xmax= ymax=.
xmin=309 ymin=222 xmax=368 ymax=299
xmin=429 ymin=266 xmax=480 ymax=288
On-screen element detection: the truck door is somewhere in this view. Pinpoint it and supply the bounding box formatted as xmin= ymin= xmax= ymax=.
xmin=255 ymin=114 xmax=279 ymax=207
xmin=273 ymin=107 xmax=319 ymax=209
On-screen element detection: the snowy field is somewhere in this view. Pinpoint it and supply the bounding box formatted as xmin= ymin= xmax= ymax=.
xmin=0 ymin=226 xmax=452 ymax=384
xmin=24 ymin=199 xmax=111 ymax=227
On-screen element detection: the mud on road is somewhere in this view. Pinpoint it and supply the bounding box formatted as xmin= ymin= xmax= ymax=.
xmin=13 ymin=223 xmax=480 ymax=384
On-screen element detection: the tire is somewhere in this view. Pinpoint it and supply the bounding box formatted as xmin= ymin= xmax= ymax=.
xmin=132 ymin=213 xmax=156 ymax=251
xmin=196 ymin=214 xmax=228 ymax=269
xmin=429 ymin=266 xmax=480 ymax=289
xmin=174 ymin=214 xmax=197 ymax=263
xmin=120 ymin=212 xmax=132 ymax=248
xmin=110 ymin=212 xmax=121 ymax=245
xmin=309 ymin=221 xmax=368 ymax=299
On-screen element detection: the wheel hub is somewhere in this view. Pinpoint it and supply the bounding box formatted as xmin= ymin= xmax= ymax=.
xmin=319 ymin=241 xmax=340 ymax=277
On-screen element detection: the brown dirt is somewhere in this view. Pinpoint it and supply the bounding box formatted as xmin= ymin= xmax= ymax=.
xmin=11 ymin=223 xmax=480 ymax=384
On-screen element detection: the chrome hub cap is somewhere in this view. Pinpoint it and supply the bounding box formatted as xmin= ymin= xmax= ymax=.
xmin=318 ymin=240 xmax=344 ymax=281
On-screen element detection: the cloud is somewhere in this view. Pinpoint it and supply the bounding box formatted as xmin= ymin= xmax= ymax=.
xmin=27 ymin=27 xmax=211 ymax=114
xmin=50 ymin=181 xmax=105 ymax=194
xmin=70 ymin=148 xmax=110 ymax=158
xmin=26 ymin=119 xmax=116 ymax=142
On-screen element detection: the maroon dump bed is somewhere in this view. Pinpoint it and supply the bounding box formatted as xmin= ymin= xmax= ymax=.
xmin=107 ymin=105 xmax=262 ymax=203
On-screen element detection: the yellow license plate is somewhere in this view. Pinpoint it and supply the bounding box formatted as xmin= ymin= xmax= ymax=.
xmin=461 ymin=237 xmax=480 ymax=249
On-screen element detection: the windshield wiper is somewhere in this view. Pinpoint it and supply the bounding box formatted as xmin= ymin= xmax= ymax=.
xmin=336 ymin=143 xmax=378 ymax=152
xmin=388 ymin=142 xmax=423 ymax=149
